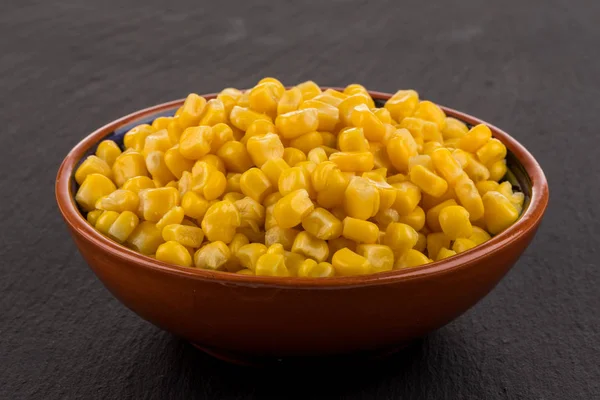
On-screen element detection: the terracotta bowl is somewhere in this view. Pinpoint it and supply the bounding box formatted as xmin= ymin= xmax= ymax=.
xmin=56 ymin=89 xmax=548 ymax=365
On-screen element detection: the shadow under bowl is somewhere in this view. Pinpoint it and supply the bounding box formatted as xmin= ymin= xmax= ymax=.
xmin=56 ymin=89 xmax=549 ymax=364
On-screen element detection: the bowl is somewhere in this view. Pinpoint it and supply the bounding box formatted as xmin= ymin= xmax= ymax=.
xmin=56 ymin=89 xmax=549 ymax=365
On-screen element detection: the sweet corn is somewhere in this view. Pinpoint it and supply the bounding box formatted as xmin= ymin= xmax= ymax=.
xmin=426 ymin=232 xmax=450 ymax=260
xmin=482 ymin=191 xmax=519 ymax=234
xmin=344 ymin=177 xmax=380 ymax=220
xmin=476 ymin=138 xmax=506 ymax=166
xmin=277 ymin=87 xmax=303 ymax=115
xmin=415 ymin=232 xmax=427 ymax=252
xmin=344 ymin=84 xmax=375 ymax=108
xmin=226 ymin=173 xmax=242 ymax=193
xmin=181 ymin=191 xmax=209 ymax=220
xmin=75 ymin=173 xmax=117 ymax=212
xmin=242 ymin=120 xmax=276 ymax=144
xmin=299 ymin=100 xmax=339 ymax=131
xmin=311 ymin=162 xmax=349 ymax=209
xmin=105 ymin=211 xmax=139 ymax=243
xmin=387 ymin=130 xmax=418 ymax=172
xmin=320 ymin=132 xmax=337 ymax=149
xmin=384 ymin=223 xmax=418 ymax=254
xmin=162 ymin=224 xmax=205 ymax=248
xmin=124 ymin=124 xmax=155 ymax=152
xmin=94 ymin=210 xmax=120 ymax=235
xmin=278 ymin=166 xmax=313 ymax=197
xmin=409 ymin=154 xmax=434 ymax=171
xmin=351 ymin=104 xmax=386 ymax=142
xmin=86 ymin=209 xmax=104 ymax=226
xmin=201 ymin=200 xmax=241 ymax=243
xmin=236 ymin=243 xmax=268 ymax=271
xmin=263 ymin=192 xmax=283 ymax=207
xmin=439 ymin=205 xmax=473 ymax=240
xmin=75 ymin=155 xmax=112 ymax=185
xmin=229 ymin=106 xmax=272 ymax=132
xmin=282 ymin=147 xmax=307 ymax=167
xmin=164 ymin=146 xmax=194 ymax=179
xmin=156 ymin=241 xmax=193 ymax=267
xmin=391 ymin=181 xmax=421 ymax=215
xmin=223 ymin=233 xmax=249 ymax=272
xmin=125 ymin=221 xmax=164 ymax=255
xmin=431 ymin=148 xmax=463 ymax=184
xmin=145 ymin=151 xmax=176 ymax=185
xmin=210 ymin=123 xmax=234 ymax=153
xmin=298 ymin=260 xmax=335 ymax=277
xmin=436 ymin=247 xmax=456 ymax=260
xmin=442 ymin=117 xmax=468 ymax=139
xmin=166 ymin=118 xmax=184 ymax=143
xmin=384 ymin=90 xmax=418 ymax=123
xmin=426 ymin=199 xmax=458 ymax=232
xmin=284 ymin=251 xmax=306 ymax=276
xmin=338 ymin=127 xmax=369 ymax=152
xmin=291 ymin=231 xmax=329 ymax=262
xmin=236 ymin=168 xmax=273 ymax=204
xmin=217 ymin=88 xmax=242 ymax=116
xmin=413 ymin=101 xmax=446 ymax=130
xmin=356 ymin=244 xmax=394 ymax=273
xmin=112 ymin=151 xmax=148 ymax=187
xmin=452 ymin=238 xmax=477 ymax=254
xmin=422 ymin=141 xmax=443 ymax=156
xmin=332 ymin=248 xmax=372 ymax=276
xmin=387 ymin=173 xmax=407 ymax=184
xmin=307 ymin=147 xmax=328 ymax=164
xmin=459 ymin=124 xmax=492 ymax=153
xmin=95 ymin=189 xmax=139 ymax=213
xmin=296 ymin=81 xmax=321 ymax=100
xmin=338 ymin=94 xmax=370 ymax=126
xmin=469 ymin=226 xmax=492 ymax=245
xmin=178 ymin=93 xmax=207 ymax=128
xmin=488 ymin=160 xmax=508 ymax=182
xmin=191 ymin=162 xmax=226 ymax=200
xmin=394 ymin=249 xmax=430 ymax=269
xmin=121 ymin=176 xmax=155 ymax=193
xmin=248 ymin=82 xmax=281 ymax=117
xmin=264 ymin=227 xmax=299 ymax=251
xmin=409 ymin=164 xmax=448 ymax=198
xmin=301 ymin=208 xmax=342 ymax=240
xmin=364 ymin=177 xmax=397 ymax=210
xmin=193 ymin=241 xmax=231 ymax=270
xmin=342 ymin=217 xmax=379 ymax=244
xmin=329 ymin=151 xmax=374 ymax=173
xmin=454 ymin=174 xmax=485 ymax=221
xmin=374 ymin=207 xmax=400 ymax=230
xmin=397 ymin=206 xmax=425 ymax=231
xmin=373 ymin=108 xmax=392 ymax=124
xmin=276 ymin=108 xmax=319 ymax=139
xmin=179 ymin=126 xmax=213 ymax=160
xmin=273 ymin=189 xmax=314 ymax=229
xmin=216 ymin=141 xmax=253 ymax=173
xmin=138 ymin=187 xmax=179 ymax=222
xmin=255 ymin=253 xmax=289 ymax=276
xmin=155 ymin=206 xmax=185 ymax=231
xmin=143 ymin=130 xmax=173 ymax=155
xmin=223 ymin=192 xmax=244 ymax=203
xmin=234 ymin=196 xmax=265 ymax=232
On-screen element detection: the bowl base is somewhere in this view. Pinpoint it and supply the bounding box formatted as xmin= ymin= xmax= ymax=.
xmin=190 ymin=341 xmax=416 ymax=367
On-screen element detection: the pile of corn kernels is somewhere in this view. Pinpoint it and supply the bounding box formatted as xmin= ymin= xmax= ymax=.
xmin=74 ymin=78 xmax=524 ymax=277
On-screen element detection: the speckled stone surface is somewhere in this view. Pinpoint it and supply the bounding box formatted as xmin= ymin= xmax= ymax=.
xmin=1 ymin=0 xmax=599 ymax=398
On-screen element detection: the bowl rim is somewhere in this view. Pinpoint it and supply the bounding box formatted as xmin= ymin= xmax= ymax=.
xmin=56 ymin=88 xmax=549 ymax=288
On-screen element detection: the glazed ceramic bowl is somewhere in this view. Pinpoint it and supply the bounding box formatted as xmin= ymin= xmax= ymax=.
xmin=56 ymin=89 xmax=548 ymax=364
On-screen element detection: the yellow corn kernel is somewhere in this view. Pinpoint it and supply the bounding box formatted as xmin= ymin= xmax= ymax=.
xmin=422 ymin=141 xmax=443 ymax=156
xmin=319 ymin=132 xmax=336 ymax=149
xmin=179 ymin=126 xmax=213 ymax=160
xmin=408 ymin=154 xmax=434 ymax=171
xmin=434 ymin=247 xmax=455 ymax=260
xmin=342 ymin=217 xmax=379 ymax=244
xmin=268 ymin=242 xmax=285 ymax=255
xmin=143 ymin=129 xmax=173 ymax=155
xmin=277 ymin=87 xmax=303 ymax=115
xmin=451 ymin=148 xmax=470 ymax=169
xmin=413 ymin=101 xmax=446 ymax=130
xmin=397 ymin=205 xmax=425 ymax=231
xmin=263 ymin=192 xmax=283 ymax=207
xmin=511 ymin=191 xmax=525 ymax=214
xmin=229 ymin=106 xmax=272 ymax=132
xmin=75 ymin=173 xmax=117 ymax=212
xmin=215 ymin=141 xmax=251 ymax=173
xmin=138 ymin=187 xmax=179 ymax=222
xmin=386 ymin=129 xmax=418 ymax=172
xmin=236 ymin=243 xmax=268 ymax=271
xmin=329 ymin=151 xmax=374 ymax=173
xmin=373 ymin=208 xmax=400 ymax=230
xmin=324 ymin=88 xmax=348 ymax=99
xmin=356 ymin=244 xmax=394 ymax=273
xmin=276 ymin=108 xmax=319 ymax=139
xmin=343 ymin=84 xmax=374 ymax=106
xmin=313 ymin=92 xmax=344 ymax=107
xmin=426 ymin=232 xmax=451 ymax=260
xmin=248 ymin=82 xmax=281 ymax=117
xmin=210 ymin=123 xmax=234 ymax=153
xmin=425 ymin=199 xmax=458 ymax=232
xmin=166 ymin=118 xmax=184 ymax=143
xmin=452 ymin=238 xmax=477 ymax=254
xmin=156 ymin=241 xmax=193 ymax=267
xmin=454 ymin=174 xmax=485 ymax=221
xmin=413 ymin=232 xmax=426 ymax=253
xmin=384 ymin=90 xmax=418 ymax=122
xmin=410 ymin=165 xmax=448 ymax=197
xmin=242 ymin=119 xmax=276 ymax=145
xmin=344 ymin=176 xmax=380 ymax=220
xmin=488 ymin=160 xmax=508 ymax=182
xmin=258 ymin=77 xmax=285 ymax=96
xmin=387 ymin=173 xmax=407 ymax=184
xmin=112 ymin=151 xmax=148 ymax=187
xmin=223 ymin=233 xmax=249 ymax=272
xmin=126 ymin=221 xmax=164 ymax=255
xmin=298 ymin=260 xmax=335 ymax=278
xmin=161 ymin=223 xmax=205 ymax=248
xmin=362 ymin=177 xmax=396 ymax=211
xmin=234 ymin=196 xmax=265 ymax=230
xmin=162 ymin=145 xmax=193 ymax=179
xmin=178 ymin=93 xmax=207 ymax=128
xmin=296 ymin=161 xmax=318 ymax=176
xmin=373 ymin=108 xmax=392 ymax=124
xmin=306 ymin=147 xmax=328 ymax=164
xmin=394 ymin=249 xmax=430 ymax=269
xmin=106 ymin=211 xmax=139 ymax=243
xmin=265 ymin=227 xmax=299 ymax=251
xmin=431 ymin=148 xmax=463 ymax=184
xmin=190 ymin=162 xmax=226 ymax=200
xmin=278 ymin=166 xmax=314 ymax=197
xmin=300 ymin=207 xmax=342 ymax=240
xmin=223 ymin=192 xmax=244 ymax=203
xmin=75 ymin=155 xmax=113 ymax=186
xmin=236 ymin=90 xmax=250 ymax=107
xmin=459 ymin=124 xmax=492 ymax=153
xmin=201 ymin=200 xmax=241 ymax=243
xmin=225 ymin=173 xmax=242 ymax=193
xmin=442 ymin=117 xmax=468 ymax=139
xmin=239 ymin=167 xmax=273 ymax=203
xmin=192 ymin=241 xmax=230 ymax=270
xmin=255 ymin=253 xmax=289 ymax=276
xmin=86 ymin=209 xmax=104 ymax=226
xmin=310 ymin=162 xmax=349 ymax=209
xmin=384 ymin=223 xmax=418 ymax=254
xmin=463 ymin=153 xmax=490 ymax=182
xmin=469 ymin=226 xmax=492 ymax=245
xmin=94 ymin=210 xmax=119 ymax=235
xmin=237 ymin=269 xmax=254 ymax=275
xmin=282 ymin=251 xmax=304 ymax=276
xmin=155 ymin=206 xmax=185 ymax=231
xmin=95 ymin=189 xmax=139 ymax=213
xmin=282 ymin=147 xmax=307 ymax=167
xmin=197 ymin=99 xmax=225 ymax=126
xmin=164 ymin=180 xmax=178 ymax=189
xmin=121 ymin=176 xmax=155 ymax=193
xmin=338 ymin=93 xmax=371 ymax=126
xmin=264 ymin=204 xmax=277 ymax=230
xmin=181 ymin=191 xmax=209 ymax=220
xmin=475 ymin=180 xmax=500 ymax=197
xmin=351 ymin=104 xmax=386 ymax=142
xmin=390 ymin=181 xmax=421 ymax=215
xmin=332 ymin=248 xmax=372 ymax=276
xmin=245 ymin=133 xmax=284 ymax=168
xmin=95 ymin=140 xmax=122 ymax=167
xmin=195 ymin=155 xmax=225 ymax=176
xmin=482 ymin=191 xmax=519 ymax=234
xmin=444 ymin=138 xmax=461 ymax=149
xmin=296 ymin=81 xmax=322 ymax=100
xmin=273 ymin=189 xmax=314 ymax=229
xmin=299 ymin=100 xmax=339 ymax=131
xmin=476 ymin=138 xmax=506 ymax=166
xmin=338 ymin=127 xmax=369 ymax=152
xmin=145 ymin=151 xmax=175 ymax=185
xmin=123 ymin=124 xmax=155 ymax=152
xmin=217 ymin=87 xmax=242 ymax=116
xmin=438 ymin=205 xmax=473 ymax=240
xmin=289 ymin=131 xmax=323 ymax=154
xmin=292 ymin=231 xmax=329 ymax=262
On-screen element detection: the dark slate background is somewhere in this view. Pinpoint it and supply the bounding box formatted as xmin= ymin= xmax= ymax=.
xmin=1 ymin=0 xmax=599 ymax=399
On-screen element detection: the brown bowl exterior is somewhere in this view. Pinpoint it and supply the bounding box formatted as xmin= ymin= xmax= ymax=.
xmin=56 ymin=90 xmax=548 ymax=358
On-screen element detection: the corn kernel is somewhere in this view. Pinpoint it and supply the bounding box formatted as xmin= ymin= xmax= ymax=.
xmin=181 ymin=191 xmax=209 ymax=220
xmin=223 ymin=233 xmax=250 ymax=272
xmin=454 ymin=174 xmax=485 ymax=221
xmin=488 ymin=160 xmax=508 ymax=181
xmin=314 ymin=91 xmax=346 ymax=107
xmin=124 ymin=124 xmax=155 ymax=152
xmin=476 ymin=180 xmax=500 ymax=196
xmin=298 ymin=260 xmax=335 ymax=277
xmin=287 ymin=131 xmax=321 ymax=154
xmin=351 ymin=104 xmax=387 ymax=142
xmin=163 ymin=145 xmax=194 ymax=179
xmin=236 ymin=243 xmax=268 ymax=271
xmin=387 ymin=129 xmax=418 ymax=172
xmin=310 ymin=162 xmax=349 ymax=209
xmin=344 ymin=84 xmax=375 ymax=107
xmin=282 ymin=147 xmax=307 ymax=167
xmin=306 ymin=147 xmax=328 ymax=164
xmin=215 ymin=141 xmax=252 ymax=173
xmin=178 ymin=93 xmax=207 ymax=128
xmin=320 ymin=132 xmax=337 ymax=149
xmin=413 ymin=101 xmax=446 ymax=130
xmin=476 ymin=138 xmax=506 ymax=166
xmin=255 ymin=253 xmax=289 ymax=276
xmin=155 ymin=206 xmax=185 ymax=231
xmin=291 ymin=231 xmax=328 ymax=262
xmin=482 ymin=191 xmax=519 ymax=234
xmin=397 ymin=206 xmax=425 ymax=231
xmin=95 ymin=140 xmax=121 ymax=168
xmin=384 ymin=223 xmax=418 ymax=254
xmin=193 ymin=241 xmax=231 ymax=270
xmin=427 ymin=232 xmax=451 ymax=260
xmin=234 ymin=196 xmax=265 ymax=232
xmin=145 ymin=151 xmax=176 ymax=185
xmin=296 ymin=81 xmax=322 ymax=100
xmin=394 ymin=249 xmax=430 ymax=269
xmin=210 ymin=123 xmax=234 ymax=153
xmin=344 ymin=176 xmax=380 ymax=220
xmin=387 ymin=173 xmax=407 ymax=184
xmin=459 ymin=124 xmax=492 ymax=153
xmin=391 ymin=181 xmax=421 ymax=215
xmin=75 ymin=173 xmax=117 ymax=212
xmin=237 ymin=269 xmax=254 ymax=275
xmin=299 ymin=100 xmax=339 ymax=131
xmin=452 ymin=238 xmax=477 ymax=254
xmin=301 ymin=207 xmax=342 ymax=240
xmin=342 ymin=217 xmax=379 ymax=244
xmin=431 ymin=148 xmax=463 ymax=184
xmin=408 ymin=154 xmax=434 ymax=171
xmin=229 ymin=106 xmax=272 ymax=132
xmin=105 ymin=211 xmax=139 ymax=243
xmin=249 ymin=82 xmax=281 ymax=117
xmin=277 ymin=87 xmax=303 ymax=115
xmin=138 ymin=187 xmax=179 ymax=222
xmin=225 ymin=173 xmax=242 ymax=193
xmin=276 ymin=108 xmax=319 ymax=139
xmin=223 ymin=192 xmax=245 ymax=203
xmin=95 ymin=189 xmax=139 ymax=213
xmin=469 ymin=226 xmax=492 ymax=245
xmin=242 ymin=120 xmax=276 ymax=145
xmin=338 ymin=93 xmax=371 ymax=126
xmin=329 ymin=151 xmax=374 ymax=172
xmin=86 ymin=209 xmax=103 ymax=226
xmin=121 ymin=176 xmax=155 ymax=193
xmin=191 ymin=162 xmax=226 ymax=200
xmin=263 ymin=192 xmax=283 ymax=208
xmin=217 ymin=87 xmax=242 ymax=116
xmin=438 ymin=205 xmax=472 ymax=240
xmin=112 ymin=151 xmax=148 ymax=187
xmin=143 ymin=129 xmax=173 ymax=155
xmin=179 ymin=126 xmax=213 ymax=160
xmin=338 ymin=127 xmax=369 ymax=152
xmin=425 ymin=199 xmax=458 ymax=232
xmin=125 ymin=221 xmax=164 ymax=255
xmin=409 ymin=164 xmax=448 ymax=197
xmin=436 ymin=247 xmax=457 ymax=260
xmin=384 ymin=90 xmax=418 ymax=123
xmin=421 ymin=141 xmax=443 ymax=155
xmin=156 ymin=241 xmax=193 ymax=267
xmin=264 ymin=227 xmax=299 ymax=251
xmin=166 ymin=118 xmax=184 ymax=143
xmin=373 ymin=108 xmax=392 ymax=124
xmin=278 ymin=166 xmax=313 ymax=197
xmin=94 ymin=210 xmax=119 ymax=235
xmin=356 ymin=244 xmax=394 ymax=273
xmin=273 ymin=189 xmax=314 ymax=229
xmin=332 ymin=248 xmax=372 ymax=276
xmin=362 ymin=177 xmax=397 ymax=211
xmin=161 ymin=224 xmax=205 ymax=248
xmin=374 ymin=207 xmax=400 ymax=230
xmin=238 ymin=167 xmax=273 ymax=203
xmin=442 ymin=117 xmax=468 ymax=139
